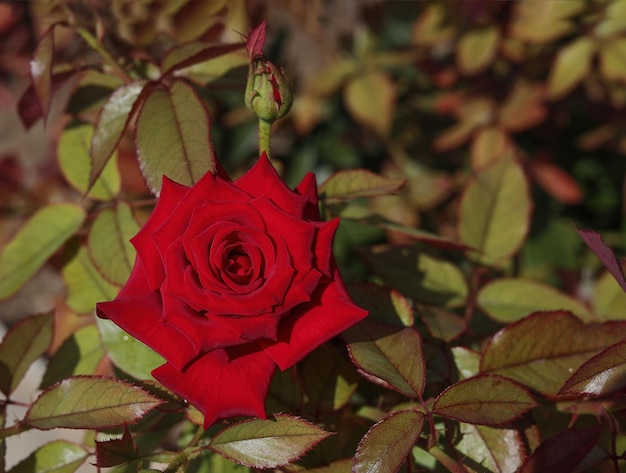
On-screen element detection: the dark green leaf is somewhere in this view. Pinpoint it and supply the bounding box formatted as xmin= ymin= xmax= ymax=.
xmin=433 ymin=374 xmax=537 ymax=425
xmin=161 ymin=42 xmax=244 ymax=76
xmin=25 ymin=376 xmax=164 ymax=430
xmin=40 ymin=325 xmax=105 ymax=389
xmin=209 ymin=414 xmax=332 ymax=468
xmin=347 ymin=283 xmax=414 ymax=327
xmin=7 ymin=440 xmax=88 ymax=473
xmin=480 ymin=311 xmax=626 ymax=395
xmin=353 ymin=410 xmax=424 ymax=473
xmin=0 ymin=204 xmax=85 ymax=299
xmin=344 ymin=320 xmax=425 ymax=399
xmin=135 ymin=79 xmax=216 ymax=193
xmin=0 ymin=312 xmax=53 ymax=396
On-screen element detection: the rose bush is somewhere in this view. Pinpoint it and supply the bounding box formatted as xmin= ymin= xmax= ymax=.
xmin=96 ymin=154 xmax=367 ymax=427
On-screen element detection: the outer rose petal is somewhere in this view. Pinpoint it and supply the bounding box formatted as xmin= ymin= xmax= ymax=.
xmin=263 ymin=272 xmax=369 ymax=370
xmin=295 ymin=172 xmax=321 ymax=221
xmin=235 ymin=153 xmax=311 ymax=218
xmin=96 ymin=259 xmax=197 ymax=371
xmin=152 ymin=344 xmax=276 ymax=428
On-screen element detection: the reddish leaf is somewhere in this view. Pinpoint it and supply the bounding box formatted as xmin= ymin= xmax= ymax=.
xmin=353 ymin=410 xmax=424 ymax=473
xmin=246 ymin=20 xmax=267 ymax=58
xmin=95 ymin=425 xmax=139 ymax=468
xmin=343 ymin=319 xmax=425 ymax=399
xmin=30 ymin=26 xmax=55 ymax=123
xmin=518 ymin=425 xmax=603 ymax=473
xmin=17 ymin=70 xmax=76 ymax=129
xmin=454 ymin=423 xmax=526 ymax=473
xmin=481 ymin=311 xmax=626 ymax=395
xmin=530 ymin=160 xmax=583 ymax=205
xmin=559 ymin=340 xmax=626 ymax=396
xmin=433 ymin=374 xmax=537 ymax=426
xmin=577 ymin=227 xmax=626 ymax=292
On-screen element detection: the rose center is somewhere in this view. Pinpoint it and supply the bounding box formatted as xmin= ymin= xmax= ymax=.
xmin=225 ymin=250 xmax=252 ymax=282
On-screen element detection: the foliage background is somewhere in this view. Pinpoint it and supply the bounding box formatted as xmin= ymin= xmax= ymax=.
xmin=1 ymin=1 xmax=626 ymax=472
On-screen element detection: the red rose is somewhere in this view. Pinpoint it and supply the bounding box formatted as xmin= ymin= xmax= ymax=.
xmin=96 ymin=154 xmax=367 ymax=427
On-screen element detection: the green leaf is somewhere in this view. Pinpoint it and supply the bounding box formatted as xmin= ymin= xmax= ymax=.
xmin=96 ymin=317 xmax=165 ymax=380
xmin=40 ymin=325 xmax=105 ymax=389
xmin=209 ymin=414 xmax=332 ymax=468
xmin=25 ymin=376 xmax=164 ymax=430
xmin=0 ymin=312 xmax=53 ymax=395
xmin=547 ymin=37 xmax=595 ymax=99
xmin=7 ymin=440 xmax=88 ymax=473
xmin=343 ymin=71 xmax=395 ymax=136
xmin=457 ymin=27 xmax=499 ymax=75
xmin=160 ymin=42 xmax=244 ymax=76
xmin=599 ymin=38 xmax=626 ymax=82
xmin=453 ymin=423 xmax=526 ymax=473
xmin=592 ymin=270 xmax=626 ymax=321
xmin=450 ymin=347 xmax=481 ymax=380
xmin=433 ymin=374 xmax=537 ymax=425
xmin=352 ymin=410 xmax=424 ymax=473
xmin=0 ymin=204 xmax=85 ymax=300
xmin=135 ymin=79 xmax=216 ymax=193
xmin=347 ymin=283 xmax=414 ymax=327
xmin=90 ymin=81 xmax=145 ymax=189
xmin=62 ymin=244 xmax=119 ymax=314
xmin=58 ymin=122 xmax=121 ymax=201
xmin=558 ymin=340 xmax=626 ymax=396
xmin=319 ymin=170 xmax=405 ymax=203
xmin=421 ymin=307 xmax=467 ymax=342
xmin=343 ymin=320 xmax=425 ymax=399
xmin=477 ymin=278 xmax=593 ymax=323
xmin=88 ymin=203 xmax=139 ymax=285
xmin=518 ymin=426 xmax=603 ymax=473
xmin=459 ymin=153 xmax=531 ymax=266
xmin=30 ymin=26 xmax=54 ymax=123
xmin=480 ymin=311 xmax=626 ymax=395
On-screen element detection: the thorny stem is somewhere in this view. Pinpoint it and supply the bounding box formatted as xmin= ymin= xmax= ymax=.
xmin=258 ymin=119 xmax=272 ymax=160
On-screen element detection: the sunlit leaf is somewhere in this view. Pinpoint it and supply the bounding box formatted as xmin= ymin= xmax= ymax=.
xmin=30 ymin=26 xmax=55 ymax=123
xmin=477 ymin=278 xmax=592 ymax=323
xmin=547 ymin=37 xmax=595 ymax=99
xmin=559 ymin=340 xmax=626 ymax=396
xmin=498 ymin=82 xmax=546 ymax=132
xmin=453 ymin=423 xmax=526 ymax=473
xmin=459 ymin=152 xmax=531 ymax=266
xmin=96 ymin=317 xmax=164 ymax=381
xmin=599 ymin=38 xmax=626 ymax=82
xmin=7 ymin=440 xmax=88 ymax=473
xmin=451 ymin=347 xmax=480 ymax=380
xmin=481 ymin=311 xmax=626 ymax=395
xmin=209 ymin=414 xmax=332 ymax=468
xmin=0 ymin=204 xmax=85 ymax=300
xmin=344 ymin=71 xmax=395 ymax=136
xmin=593 ymin=271 xmax=626 ymax=321
xmin=135 ymin=79 xmax=216 ymax=193
xmin=90 ymin=81 xmax=145 ymax=189
xmin=518 ymin=426 xmax=603 ymax=473
xmin=511 ymin=0 xmax=584 ymax=43
xmin=457 ymin=27 xmax=499 ymax=75
xmin=411 ymin=3 xmax=455 ymax=46
xmin=470 ymin=126 xmax=510 ymax=169
xmin=40 ymin=325 xmax=105 ymax=389
xmin=433 ymin=374 xmax=537 ymax=425
xmin=25 ymin=376 xmax=164 ymax=430
xmin=161 ymin=42 xmax=244 ymax=76
xmin=0 ymin=312 xmax=53 ymax=396
xmin=62 ymin=244 xmax=119 ymax=314
xmin=88 ymin=203 xmax=139 ymax=286
xmin=344 ymin=320 xmax=425 ymax=398
xmin=353 ymin=410 xmax=424 ymax=473
xmin=58 ymin=122 xmax=121 ymax=200
xmin=320 ymin=170 xmax=405 ymax=203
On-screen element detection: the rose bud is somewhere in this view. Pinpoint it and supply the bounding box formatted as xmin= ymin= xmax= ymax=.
xmin=244 ymin=56 xmax=293 ymax=123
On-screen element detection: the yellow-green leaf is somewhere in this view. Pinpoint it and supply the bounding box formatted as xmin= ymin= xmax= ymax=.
xmin=0 ymin=204 xmax=85 ymax=299
xmin=58 ymin=122 xmax=121 ymax=201
xmin=343 ymin=71 xmax=395 ymax=137
xmin=454 ymin=423 xmax=525 ymax=473
xmin=457 ymin=27 xmax=499 ymax=75
xmin=7 ymin=440 xmax=88 ymax=473
xmin=320 ymin=169 xmax=405 ymax=203
xmin=88 ymin=203 xmax=139 ymax=286
xmin=459 ymin=152 xmax=531 ymax=266
xmin=547 ymin=37 xmax=595 ymax=99
xmin=599 ymin=37 xmax=626 ymax=82
xmin=592 ymin=271 xmax=626 ymax=321
xmin=135 ymin=79 xmax=216 ymax=193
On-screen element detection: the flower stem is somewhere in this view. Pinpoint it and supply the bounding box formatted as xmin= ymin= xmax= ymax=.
xmin=258 ymin=119 xmax=272 ymax=160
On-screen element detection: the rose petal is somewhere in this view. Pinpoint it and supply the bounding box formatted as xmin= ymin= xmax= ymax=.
xmin=263 ymin=272 xmax=369 ymax=370
xmin=152 ymin=344 xmax=276 ymax=428
xmin=235 ymin=154 xmax=311 ymax=218
xmin=313 ymin=219 xmax=339 ymax=277
xmin=295 ymin=172 xmax=320 ymax=220
xmin=96 ymin=259 xmax=197 ymax=370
